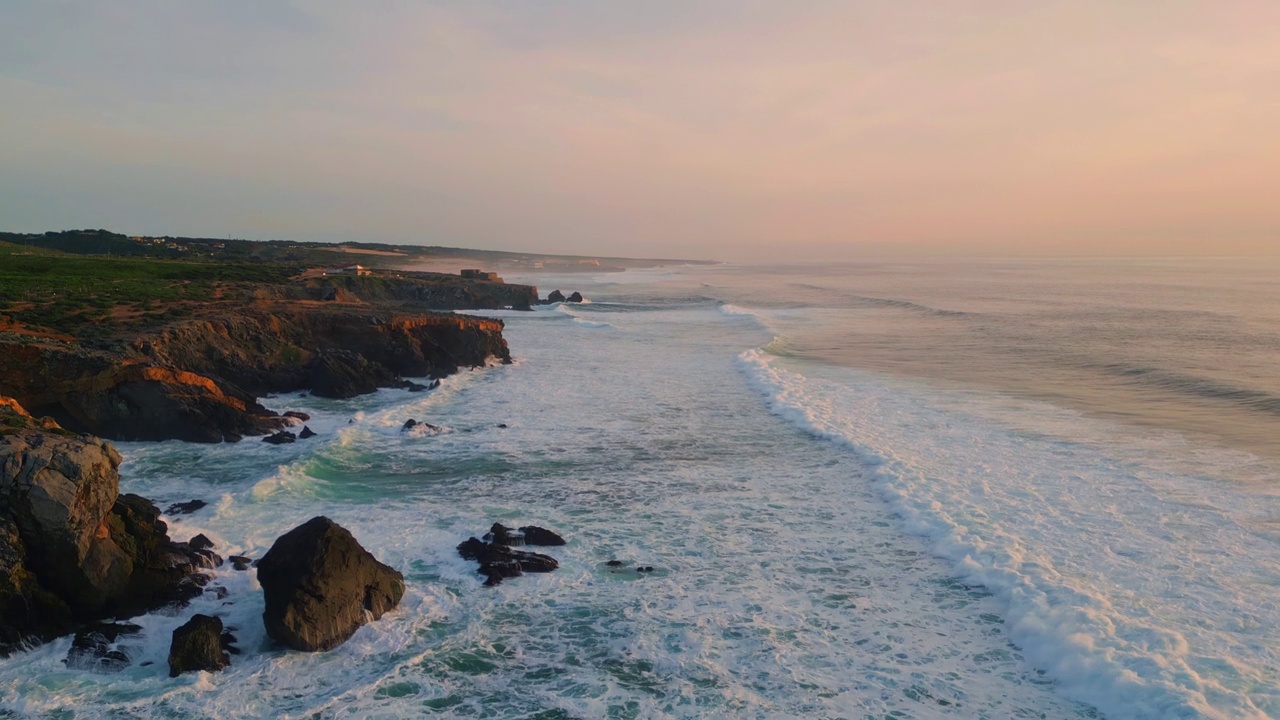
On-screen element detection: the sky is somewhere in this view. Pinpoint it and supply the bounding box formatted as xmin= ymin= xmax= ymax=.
xmin=1 ymin=1 xmax=1278 ymax=261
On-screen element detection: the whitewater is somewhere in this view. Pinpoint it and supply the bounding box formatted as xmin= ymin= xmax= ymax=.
xmin=2 ymin=260 xmax=1277 ymax=719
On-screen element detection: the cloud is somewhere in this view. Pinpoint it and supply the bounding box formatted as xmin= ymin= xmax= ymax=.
xmin=1 ymin=1 xmax=1278 ymax=258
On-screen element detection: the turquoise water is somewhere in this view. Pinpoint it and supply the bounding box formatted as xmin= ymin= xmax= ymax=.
xmin=2 ymin=261 xmax=1278 ymax=718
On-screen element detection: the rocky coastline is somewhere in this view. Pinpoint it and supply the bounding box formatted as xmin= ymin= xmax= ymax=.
xmin=1 ymin=399 xmax=216 ymax=656
xmin=0 ymin=307 xmax=511 ymax=443
xmin=0 ymin=247 xmax=594 ymax=672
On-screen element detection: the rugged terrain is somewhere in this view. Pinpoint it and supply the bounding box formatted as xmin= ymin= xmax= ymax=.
xmin=0 ymin=242 xmax=519 ymax=442
xmin=1 ymin=399 xmax=214 ymax=655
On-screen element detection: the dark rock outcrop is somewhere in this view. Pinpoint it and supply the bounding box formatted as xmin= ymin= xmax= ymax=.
xmin=229 ymin=555 xmax=252 ymax=571
xmin=457 ymin=536 xmax=559 ymax=587
xmin=546 ymin=290 xmax=566 ymax=303
xmin=401 ymin=419 xmax=441 ymax=433
xmin=263 ymin=430 xmax=296 ymax=445
xmin=1 ymin=406 xmax=213 ymax=656
xmin=520 ymin=526 xmax=567 ymax=546
xmin=282 ymin=411 xmax=310 ymax=422
xmin=65 ymin=622 xmax=142 ymax=673
xmin=256 ymin=516 xmax=405 ymax=652
xmin=299 ymin=426 xmax=317 ymax=439
xmin=482 ymin=523 xmax=566 ymax=547
xmin=566 ymin=292 xmax=585 ymax=303
xmin=165 ymin=500 xmax=207 ymax=516
xmin=168 ymin=614 xmax=230 ymax=677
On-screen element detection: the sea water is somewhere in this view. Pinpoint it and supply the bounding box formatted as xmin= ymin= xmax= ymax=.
xmin=2 ymin=260 xmax=1278 ymax=719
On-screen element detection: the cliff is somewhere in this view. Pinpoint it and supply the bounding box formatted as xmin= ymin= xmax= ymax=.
xmin=1 ymin=398 xmax=211 ymax=655
xmin=0 ymin=308 xmax=511 ymax=442
xmin=305 ymin=273 xmax=539 ymax=311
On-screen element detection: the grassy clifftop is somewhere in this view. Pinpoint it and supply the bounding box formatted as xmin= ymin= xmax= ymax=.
xmin=0 ymin=242 xmax=299 ymax=338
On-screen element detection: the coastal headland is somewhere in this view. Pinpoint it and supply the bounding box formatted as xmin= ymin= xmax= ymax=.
xmin=0 ymin=237 xmax=534 ymax=442
xmin=0 ymin=229 xmax=698 ymax=665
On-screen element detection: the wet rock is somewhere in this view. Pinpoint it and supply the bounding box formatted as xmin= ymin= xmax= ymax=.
xmin=566 ymin=292 xmax=585 ymax=303
xmin=428 ymin=379 xmax=441 ymax=390
xmin=168 ymin=614 xmax=230 ymax=677
xmin=400 ymin=380 xmax=428 ymax=392
xmin=637 ymin=566 xmax=655 ymax=573
xmin=497 ymin=423 xmax=508 ymax=429
xmin=182 ymin=534 xmax=222 ymax=569
xmin=1 ymin=424 xmax=212 ymax=655
xmin=456 ymin=536 xmax=558 ymax=586
xmin=256 ymin=516 xmax=405 ymax=652
xmin=229 ymin=555 xmax=252 ymax=571
xmin=282 ymin=411 xmax=311 ymax=422
xmin=207 ymin=585 xmax=229 ymax=600
xmin=401 ymin=419 xmax=441 ymax=433
xmin=606 ymin=560 xmax=624 ymax=567
xmin=483 ymin=523 xmax=524 ymax=546
xmin=546 ymin=289 xmax=566 ymax=303
xmin=262 ymin=430 xmax=296 ymax=445
xmin=221 ymin=629 xmax=240 ymax=655
xmin=64 ymin=622 xmax=142 ymax=673
xmin=165 ymin=500 xmax=207 ymax=516
xmin=298 ymin=426 xmax=317 ymax=439
xmin=519 ymin=526 xmax=566 ymax=546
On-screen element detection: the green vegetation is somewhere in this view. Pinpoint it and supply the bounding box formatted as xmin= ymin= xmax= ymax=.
xmin=0 ymin=242 xmax=297 ymax=336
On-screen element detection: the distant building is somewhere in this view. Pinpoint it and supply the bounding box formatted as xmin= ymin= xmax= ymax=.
xmin=324 ymin=264 xmax=372 ymax=276
xmin=461 ymin=269 xmax=502 ymax=282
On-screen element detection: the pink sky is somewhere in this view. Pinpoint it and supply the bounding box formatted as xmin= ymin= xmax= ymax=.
xmin=1 ymin=1 xmax=1277 ymax=260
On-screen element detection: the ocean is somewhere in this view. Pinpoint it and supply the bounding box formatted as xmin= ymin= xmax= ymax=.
xmin=2 ymin=259 xmax=1277 ymax=719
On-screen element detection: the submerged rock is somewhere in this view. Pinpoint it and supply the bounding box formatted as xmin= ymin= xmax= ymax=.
xmin=65 ymin=622 xmax=142 ymax=673
xmin=401 ymin=419 xmax=441 ymax=433
xmin=262 ymin=430 xmax=296 ymax=445
xmin=229 ymin=555 xmax=252 ymax=572
xmin=299 ymin=426 xmax=317 ymax=439
xmin=256 ymin=516 xmax=405 ymax=652
xmin=168 ymin=614 xmax=230 ymax=677
xmin=457 ymin=536 xmax=559 ymax=587
xmin=165 ymin=499 xmax=207 ymax=516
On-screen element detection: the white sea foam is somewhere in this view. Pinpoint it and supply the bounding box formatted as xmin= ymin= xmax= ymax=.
xmin=17 ymin=264 xmax=1272 ymax=718
xmin=738 ymin=346 xmax=1279 ymax=719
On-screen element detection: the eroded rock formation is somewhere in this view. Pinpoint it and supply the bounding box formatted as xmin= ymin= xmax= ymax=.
xmin=0 ymin=308 xmax=511 ymax=442
xmin=0 ymin=398 xmax=212 ymax=656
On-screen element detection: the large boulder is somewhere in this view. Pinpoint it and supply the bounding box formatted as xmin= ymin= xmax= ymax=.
xmin=546 ymin=289 xmax=566 ymax=303
xmin=256 ymin=516 xmax=405 ymax=652
xmin=168 ymin=614 xmax=230 ymax=677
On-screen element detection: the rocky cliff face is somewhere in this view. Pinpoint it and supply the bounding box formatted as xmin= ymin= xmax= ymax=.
xmin=307 ymin=274 xmax=539 ymax=311
xmin=135 ymin=309 xmax=511 ymax=397
xmin=0 ymin=308 xmax=511 ymax=442
xmin=0 ymin=399 xmax=210 ymax=655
